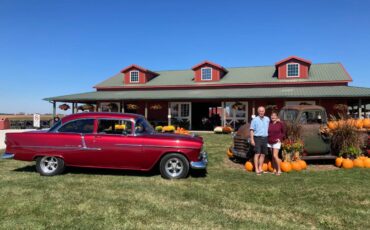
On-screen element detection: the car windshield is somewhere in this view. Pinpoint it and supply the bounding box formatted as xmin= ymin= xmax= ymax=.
xmin=48 ymin=120 xmax=61 ymax=132
xmin=299 ymin=110 xmax=326 ymax=124
xmin=279 ymin=109 xmax=299 ymax=122
xmin=135 ymin=118 xmax=154 ymax=134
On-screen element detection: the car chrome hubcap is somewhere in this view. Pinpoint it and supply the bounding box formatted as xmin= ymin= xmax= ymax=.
xmin=40 ymin=156 xmax=58 ymax=173
xmin=165 ymin=157 xmax=183 ymax=177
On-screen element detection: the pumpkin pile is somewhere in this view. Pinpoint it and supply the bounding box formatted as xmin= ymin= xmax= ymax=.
xmin=214 ymin=126 xmax=233 ymax=134
xmin=327 ymin=118 xmax=370 ymax=131
xmin=174 ymin=127 xmax=190 ymax=135
xmin=335 ymin=156 xmax=370 ymax=169
xmin=244 ymin=158 xmax=307 ymax=173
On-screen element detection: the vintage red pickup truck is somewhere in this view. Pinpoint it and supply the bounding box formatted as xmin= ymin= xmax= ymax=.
xmin=3 ymin=113 xmax=208 ymax=179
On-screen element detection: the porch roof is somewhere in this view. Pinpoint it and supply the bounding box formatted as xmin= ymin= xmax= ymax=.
xmin=44 ymin=86 xmax=370 ymax=102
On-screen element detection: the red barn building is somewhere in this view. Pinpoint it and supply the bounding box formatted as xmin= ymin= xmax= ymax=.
xmin=46 ymin=56 xmax=370 ymax=130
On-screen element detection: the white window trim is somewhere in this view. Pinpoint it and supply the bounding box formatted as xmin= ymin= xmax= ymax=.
xmin=286 ymin=63 xmax=300 ymax=78
xmin=130 ymin=70 xmax=140 ymax=83
xmin=201 ymin=67 xmax=213 ymax=81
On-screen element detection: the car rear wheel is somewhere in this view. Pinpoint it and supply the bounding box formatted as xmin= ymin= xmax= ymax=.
xmin=36 ymin=156 xmax=65 ymax=176
xmin=160 ymin=153 xmax=189 ymax=179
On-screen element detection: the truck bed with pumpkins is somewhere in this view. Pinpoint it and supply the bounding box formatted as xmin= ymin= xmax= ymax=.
xmin=229 ymin=105 xmax=369 ymax=160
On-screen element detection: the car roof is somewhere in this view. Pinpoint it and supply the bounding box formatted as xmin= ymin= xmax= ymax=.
xmin=61 ymin=112 xmax=143 ymax=123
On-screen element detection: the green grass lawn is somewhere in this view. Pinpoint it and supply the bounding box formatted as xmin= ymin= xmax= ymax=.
xmin=0 ymin=134 xmax=369 ymax=229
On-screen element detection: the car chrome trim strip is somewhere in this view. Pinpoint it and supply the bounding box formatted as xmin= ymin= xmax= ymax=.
xmin=114 ymin=143 xmax=199 ymax=150
xmin=13 ymin=145 xmax=101 ymax=151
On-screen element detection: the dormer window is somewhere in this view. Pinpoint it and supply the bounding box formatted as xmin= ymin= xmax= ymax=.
xmin=130 ymin=71 xmax=139 ymax=83
xmin=287 ymin=63 xmax=299 ymax=77
xmin=201 ymin=67 xmax=212 ymax=80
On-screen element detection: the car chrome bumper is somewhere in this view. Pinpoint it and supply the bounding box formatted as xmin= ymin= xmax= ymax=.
xmin=2 ymin=152 xmax=14 ymax=159
xmin=190 ymin=151 xmax=208 ymax=169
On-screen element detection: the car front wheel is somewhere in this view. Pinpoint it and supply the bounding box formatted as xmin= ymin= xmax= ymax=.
xmin=160 ymin=153 xmax=189 ymax=179
xmin=36 ymin=156 xmax=65 ymax=176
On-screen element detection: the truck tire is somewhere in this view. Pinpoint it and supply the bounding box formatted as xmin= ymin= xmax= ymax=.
xmin=36 ymin=156 xmax=65 ymax=176
xmin=159 ymin=153 xmax=189 ymax=179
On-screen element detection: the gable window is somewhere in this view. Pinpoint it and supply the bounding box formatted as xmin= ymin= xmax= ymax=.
xmin=201 ymin=67 xmax=212 ymax=80
xmin=130 ymin=71 xmax=139 ymax=83
xmin=287 ymin=63 xmax=299 ymax=77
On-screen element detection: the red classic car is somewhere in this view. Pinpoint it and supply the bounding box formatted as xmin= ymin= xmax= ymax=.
xmin=3 ymin=113 xmax=208 ymax=179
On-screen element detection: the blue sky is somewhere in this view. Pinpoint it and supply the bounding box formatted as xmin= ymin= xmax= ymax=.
xmin=0 ymin=0 xmax=369 ymax=114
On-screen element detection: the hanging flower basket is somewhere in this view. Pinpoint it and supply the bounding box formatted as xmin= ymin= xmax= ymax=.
xmin=266 ymin=104 xmax=278 ymax=111
xmin=107 ymin=103 xmax=118 ymax=110
xmin=59 ymin=104 xmax=70 ymax=111
xmin=127 ymin=104 xmax=139 ymax=110
xmin=232 ymin=102 xmax=243 ymax=110
xmin=78 ymin=104 xmax=95 ymax=111
xmin=150 ymin=104 xmax=162 ymax=110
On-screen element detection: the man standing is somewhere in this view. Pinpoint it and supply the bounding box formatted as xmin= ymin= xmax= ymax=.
xmin=250 ymin=106 xmax=270 ymax=175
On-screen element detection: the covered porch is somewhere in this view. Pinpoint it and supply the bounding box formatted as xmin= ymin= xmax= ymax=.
xmin=45 ymin=86 xmax=370 ymax=130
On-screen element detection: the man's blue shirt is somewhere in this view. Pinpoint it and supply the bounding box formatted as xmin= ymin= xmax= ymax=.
xmin=250 ymin=116 xmax=270 ymax=137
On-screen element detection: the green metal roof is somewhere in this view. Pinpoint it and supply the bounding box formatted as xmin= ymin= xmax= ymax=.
xmin=44 ymin=86 xmax=370 ymax=102
xmin=94 ymin=63 xmax=351 ymax=88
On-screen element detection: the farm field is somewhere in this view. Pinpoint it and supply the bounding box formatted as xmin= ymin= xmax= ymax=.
xmin=0 ymin=133 xmax=369 ymax=229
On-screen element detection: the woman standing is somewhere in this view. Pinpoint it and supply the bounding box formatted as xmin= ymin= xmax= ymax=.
xmin=268 ymin=111 xmax=285 ymax=175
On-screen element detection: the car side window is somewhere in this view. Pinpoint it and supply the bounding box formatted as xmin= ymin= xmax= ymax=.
xmin=97 ymin=119 xmax=132 ymax=135
xmin=58 ymin=119 xmax=95 ymax=134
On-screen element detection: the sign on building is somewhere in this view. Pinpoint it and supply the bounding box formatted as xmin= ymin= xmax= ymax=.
xmin=33 ymin=113 xmax=41 ymax=128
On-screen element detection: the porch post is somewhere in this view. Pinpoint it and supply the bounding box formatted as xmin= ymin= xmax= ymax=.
xmin=359 ymin=98 xmax=363 ymax=118
xmin=72 ymin=103 xmax=75 ymax=114
xmin=145 ymin=102 xmax=148 ymax=119
xmin=168 ymin=102 xmax=171 ymax=125
xmin=52 ymin=101 xmax=56 ymax=120
xmin=121 ymin=101 xmax=125 ymax=113
xmin=252 ymin=100 xmax=256 ymax=116
xmin=221 ymin=101 xmax=225 ymax=126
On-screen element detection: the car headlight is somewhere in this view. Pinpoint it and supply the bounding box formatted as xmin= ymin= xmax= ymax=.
xmin=199 ymin=145 xmax=207 ymax=160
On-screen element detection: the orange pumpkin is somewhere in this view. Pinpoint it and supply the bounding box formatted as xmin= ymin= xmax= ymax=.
xmin=346 ymin=119 xmax=356 ymax=126
xmin=355 ymin=119 xmax=364 ymax=129
xmin=335 ymin=157 xmax=343 ymax=167
xmin=226 ymin=149 xmax=233 ymax=158
xmin=298 ymin=160 xmax=307 ymax=170
xmin=363 ymin=158 xmax=370 ymax=168
xmin=280 ymin=161 xmax=292 ymax=172
xmin=262 ymin=163 xmax=268 ymax=172
xmin=337 ymin=120 xmax=346 ymax=128
xmin=353 ymin=158 xmax=364 ymax=168
xmin=268 ymin=161 xmax=275 ymax=172
xmin=245 ymin=161 xmax=254 ymax=172
xmin=363 ymin=118 xmax=370 ymax=129
xmin=291 ymin=161 xmax=302 ymax=171
xmin=342 ymin=158 xmax=354 ymax=169
xmin=327 ymin=121 xmax=338 ymax=130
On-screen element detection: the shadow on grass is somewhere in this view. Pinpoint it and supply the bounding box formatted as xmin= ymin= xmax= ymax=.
xmin=13 ymin=164 xmax=207 ymax=178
